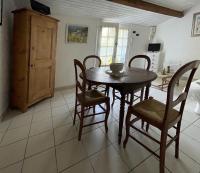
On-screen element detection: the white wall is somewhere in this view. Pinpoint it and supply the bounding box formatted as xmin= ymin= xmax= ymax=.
xmin=154 ymin=2 xmax=200 ymax=78
xmin=53 ymin=15 xmax=101 ymax=88
xmin=0 ymin=0 xmax=17 ymax=116
xmin=125 ymin=24 xmax=151 ymax=67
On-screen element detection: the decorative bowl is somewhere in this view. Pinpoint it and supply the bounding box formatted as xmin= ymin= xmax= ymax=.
xmin=110 ymin=63 xmax=124 ymax=74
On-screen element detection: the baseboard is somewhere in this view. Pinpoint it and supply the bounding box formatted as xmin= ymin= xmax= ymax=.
xmin=55 ymin=85 xmax=75 ymax=91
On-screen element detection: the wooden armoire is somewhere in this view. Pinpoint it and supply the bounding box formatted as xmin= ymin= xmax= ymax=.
xmin=11 ymin=9 xmax=59 ymax=112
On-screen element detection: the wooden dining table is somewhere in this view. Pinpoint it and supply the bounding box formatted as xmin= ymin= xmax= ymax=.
xmin=84 ymin=67 xmax=157 ymax=144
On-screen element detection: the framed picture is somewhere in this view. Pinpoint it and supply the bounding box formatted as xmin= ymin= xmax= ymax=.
xmin=191 ymin=12 xmax=200 ymax=37
xmin=67 ymin=25 xmax=88 ymax=43
xmin=0 ymin=0 xmax=2 ymax=25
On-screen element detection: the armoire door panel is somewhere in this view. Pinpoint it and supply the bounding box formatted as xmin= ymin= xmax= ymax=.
xmin=29 ymin=67 xmax=53 ymax=102
xmin=36 ymin=26 xmax=52 ymax=60
xmin=28 ymin=15 xmax=56 ymax=104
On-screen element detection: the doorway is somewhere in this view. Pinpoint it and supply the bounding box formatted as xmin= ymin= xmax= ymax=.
xmin=98 ymin=24 xmax=129 ymax=66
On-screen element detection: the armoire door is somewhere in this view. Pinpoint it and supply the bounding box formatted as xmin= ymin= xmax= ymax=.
xmin=28 ymin=15 xmax=57 ymax=104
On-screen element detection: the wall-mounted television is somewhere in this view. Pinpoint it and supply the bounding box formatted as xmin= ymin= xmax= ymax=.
xmin=148 ymin=43 xmax=161 ymax=52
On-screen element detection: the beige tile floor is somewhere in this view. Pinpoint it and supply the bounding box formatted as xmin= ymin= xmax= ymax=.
xmin=0 ymin=87 xmax=200 ymax=173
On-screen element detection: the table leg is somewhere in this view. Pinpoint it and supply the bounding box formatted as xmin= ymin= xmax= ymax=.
xmin=118 ymin=92 xmax=126 ymax=144
xmin=145 ymin=83 xmax=151 ymax=99
xmin=144 ymin=83 xmax=151 ymax=131
xmin=106 ymin=85 xmax=109 ymax=96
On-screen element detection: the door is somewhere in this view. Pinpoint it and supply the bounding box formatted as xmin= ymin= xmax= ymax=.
xmin=28 ymin=16 xmax=57 ymax=104
xmin=98 ymin=24 xmax=118 ymax=66
xmin=116 ymin=28 xmax=129 ymax=63
xmin=98 ymin=24 xmax=129 ymax=65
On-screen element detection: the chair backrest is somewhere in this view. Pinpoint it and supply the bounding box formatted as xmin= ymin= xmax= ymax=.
xmin=74 ymin=59 xmax=87 ymax=95
xmin=163 ymin=60 xmax=200 ymax=127
xmin=128 ymin=55 xmax=151 ymax=70
xmin=83 ymin=55 xmax=101 ymax=69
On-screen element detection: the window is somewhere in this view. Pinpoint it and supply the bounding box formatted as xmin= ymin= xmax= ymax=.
xmin=99 ymin=27 xmax=116 ymax=66
xmin=116 ymin=29 xmax=129 ymax=63
xmin=98 ymin=25 xmax=129 ymax=65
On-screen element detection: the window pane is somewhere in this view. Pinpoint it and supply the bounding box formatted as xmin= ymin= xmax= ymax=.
xmin=101 ymin=37 xmax=108 ymax=46
xmin=101 ymin=56 xmax=112 ymax=65
xmin=107 ymin=47 xmax=114 ymax=56
xmin=108 ymin=37 xmax=115 ymax=46
xmin=117 ymin=46 xmax=122 ymax=56
xmin=108 ymin=28 xmax=116 ymax=37
xmin=123 ymin=39 xmax=127 ymax=47
xmin=102 ymin=27 xmax=108 ymax=37
xmin=105 ymin=56 xmax=112 ymax=65
xmin=123 ymin=30 xmax=128 ymax=38
xmin=118 ymin=38 xmax=123 ymax=46
xmin=116 ymin=29 xmax=129 ymax=63
xmin=100 ymin=47 xmax=107 ymax=56
xmin=118 ymin=29 xmax=123 ymax=38
xmin=122 ymin=48 xmax=126 ymax=57
xmin=99 ymin=26 xmax=118 ymax=65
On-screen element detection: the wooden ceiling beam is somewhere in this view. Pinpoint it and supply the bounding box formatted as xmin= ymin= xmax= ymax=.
xmin=107 ymin=0 xmax=184 ymax=18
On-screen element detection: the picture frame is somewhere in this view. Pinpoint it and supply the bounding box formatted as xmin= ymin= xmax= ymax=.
xmin=191 ymin=12 xmax=200 ymax=37
xmin=66 ymin=25 xmax=88 ymax=43
xmin=0 ymin=0 xmax=2 ymax=25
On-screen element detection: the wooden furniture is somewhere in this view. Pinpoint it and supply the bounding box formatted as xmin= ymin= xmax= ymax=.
xmin=123 ymin=60 xmax=200 ymax=173
xmin=11 ymin=9 xmax=58 ymax=112
xmin=153 ymin=72 xmax=173 ymax=91
xmin=108 ymin=0 xmax=184 ymax=18
xmin=74 ymin=59 xmax=110 ymax=141
xmin=83 ymin=66 xmax=157 ymax=144
xmin=83 ymin=55 xmax=101 ymax=69
xmin=146 ymin=52 xmax=160 ymax=72
xmin=152 ymin=64 xmax=182 ymax=91
xmin=112 ymin=55 xmax=151 ymax=106
xmin=83 ymin=55 xmax=109 ymax=96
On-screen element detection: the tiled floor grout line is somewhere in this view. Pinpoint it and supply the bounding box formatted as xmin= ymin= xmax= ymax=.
xmin=0 ymin=120 xmax=99 ymax=170
xmin=178 ymin=132 xmax=200 ymax=167
xmin=1 ymin=89 xmax=200 ymax=172
xmin=97 ymin=122 xmax=135 ymax=172
xmin=128 ymin=148 xmax=173 ymax=173
xmin=0 ymin=118 xmax=13 ymax=145
xmin=50 ymin=99 xmax=59 ymax=173
xmin=0 ymin=137 xmax=29 ymax=148
xmin=109 ymin=142 xmax=132 ymax=171
xmin=59 ymin=89 xmax=94 ymax=172
xmin=58 ymin=156 xmax=90 ymax=173
xmin=179 ymin=147 xmax=200 ymax=166
xmin=20 ymin=110 xmax=34 ymax=173
xmin=57 ymin=104 xmax=114 ymax=173
xmin=179 ymin=116 xmax=200 ymax=166
xmin=1 ymin=118 xmax=199 ymax=171
xmin=0 ymin=101 xmax=129 ymax=171
xmin=0 ymin=124 xmax=55 ymax=148
xmin=22 ymin=145 xmax=56 ymax=160
xmin=0 ymin=159 xmax=24 ymax=170
xmin=131 ymin=153 xmax=155 ymax=171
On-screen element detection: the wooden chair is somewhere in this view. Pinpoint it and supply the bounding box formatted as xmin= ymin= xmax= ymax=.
xmin=83 ymin=55 xmax=101 ymax=69
xmin=112 ymin=55 xmax=151 ymax=106
xmin=73 ymin=59 xmax=110 ymax=141
xmin=123 ymin=60 xmax=200 ymax=173
xmin=83 ymin=55 xmax=109 ymax=96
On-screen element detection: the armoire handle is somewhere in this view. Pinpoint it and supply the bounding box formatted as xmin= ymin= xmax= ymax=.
xmin=30 ymin=64 xmax=34 ymax=68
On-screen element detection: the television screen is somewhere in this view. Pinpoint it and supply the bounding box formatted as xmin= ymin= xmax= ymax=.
xmin=148 ymin=43 xmax=161 ymax=52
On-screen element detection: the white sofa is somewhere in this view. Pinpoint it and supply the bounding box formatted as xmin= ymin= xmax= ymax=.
xmin=188 ymin=79 xmax=200 ymax=114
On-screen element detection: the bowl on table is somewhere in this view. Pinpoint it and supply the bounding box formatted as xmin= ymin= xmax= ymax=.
xmin=110 ymin=63 xmax=124 ymax=74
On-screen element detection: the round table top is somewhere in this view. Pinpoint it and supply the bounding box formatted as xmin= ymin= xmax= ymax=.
xmin=85 ymin=67 xmax=157 ymax=85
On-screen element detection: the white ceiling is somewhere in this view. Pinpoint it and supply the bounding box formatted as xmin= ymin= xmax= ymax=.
xmin=15 ymin=0 xmax=199 ymax=26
